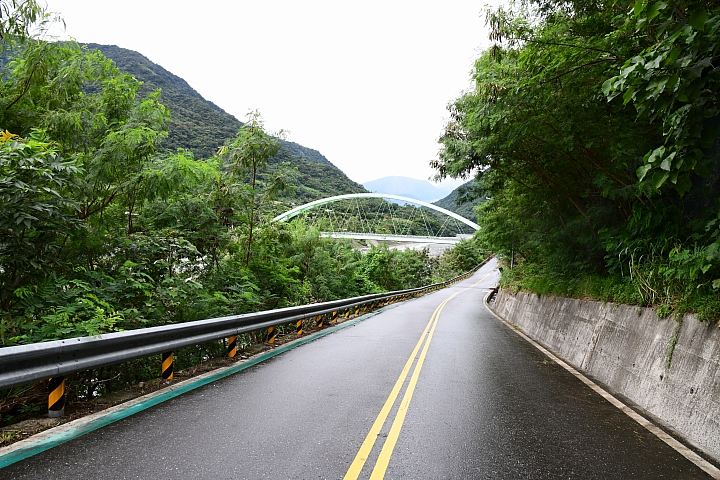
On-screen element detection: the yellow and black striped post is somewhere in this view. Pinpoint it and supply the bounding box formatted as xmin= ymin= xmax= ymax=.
xmin=227 ymin=336 xmax=237 ymax=358
xmin=332 ymin=310 xmax=338 ymax=323
xmin=296 ymin=319 xmax=303 ymax=336
xmin=267 ymin=326 xmax=276 ymax=344
xmin=354 ymin=305 xmax=360 ymax=315
xmin=161 ymin=351 xmax=174 ymax=380
xmin=48 ymin=376 xmax=65 ymax=418
xmin=362 ymin=303 xmax=368 ymax=312
xmin=344 ymin=308 xmax=350 ymax=318
xmin=316 ymin=314 xmax=324 ymax=328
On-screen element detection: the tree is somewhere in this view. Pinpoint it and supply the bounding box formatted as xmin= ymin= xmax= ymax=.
xmin=0 ymin=0 xmax=46 ymax=48
xmin=435 ymin=1 xmax=661 ymax=273
xmin=603 ymin=0 xmax=720 ymax=196
xmin=220 ymin=111 xmax=291 ymax=266
xmin=0 ymin=130 xmax=81 ymax=314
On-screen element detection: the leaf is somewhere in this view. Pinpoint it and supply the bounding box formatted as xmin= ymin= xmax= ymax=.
xmin=688 ymin=8 xmax=708 ymax=31
xmin=646 ymin=146 xmax=665 ymax=164
xmin=634 ymin=0 xmax=648 ymax=15
xmin=660 ymin=151 xmax=676 ymax=171
xmin=622 ymin=86 xmax=636 ymax=105
xmin=601 ymin=78 xmax=615 ymax=97
xmin=637 ymin=164 xmax=653 ymax=181
xmin=652 ymin=170 xmax=669 ymax=189
xmin=674 ymin=174 xmax=692 ymax=195
xmin=646 ymin=1 xmax=665 ymax=21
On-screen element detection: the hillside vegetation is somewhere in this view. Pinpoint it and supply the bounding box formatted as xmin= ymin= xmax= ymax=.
xmin=0 ymin=5 xmax=491 ymax=422
xmin=435 ymin=0 xmax=720 ymax=320
xmin=0 ymin=5 xmax=483 ymax=351
xmin=433 ymin=180 xmax=483 ymax=222
xmin=86 ymin=43 xmax=366 ymax=204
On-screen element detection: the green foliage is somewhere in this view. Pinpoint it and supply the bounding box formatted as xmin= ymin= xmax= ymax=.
xmin=0 ymin=11 xmax=489 ymax=422
xmin=85 ymin=43 xmax=367 ymax=206
xmin=603 ymin=1 xmax=720 ymax=195
xmin=0 ymin=28 xmax=481 ymax=344
xmin=361 ymin=244 xmax=435 ymax=291
xmin=0 ymin=1 xmax=46 ymax=48
xmin=434 ymin=0 xmax=720 ymax=321
xmin=432 ymin=180 xmax=483 ymax=222
xmin=0 ymin=131 xmax=81 ymax=313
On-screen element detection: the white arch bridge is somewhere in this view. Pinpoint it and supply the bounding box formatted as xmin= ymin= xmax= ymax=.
xmin=272 ymin=193 xmax=479 ymax=245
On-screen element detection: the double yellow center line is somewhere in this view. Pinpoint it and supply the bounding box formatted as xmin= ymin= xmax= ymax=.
xmin=344 ymin=274 xmax=490 ymax=480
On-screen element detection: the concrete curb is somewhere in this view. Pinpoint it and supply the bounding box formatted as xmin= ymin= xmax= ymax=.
xmin=484 ymin=288 xmax=720 ymax=478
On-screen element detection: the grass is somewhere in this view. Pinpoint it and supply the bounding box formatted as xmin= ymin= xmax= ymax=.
xmin=499 ymin=261 xmax=720 ymax=323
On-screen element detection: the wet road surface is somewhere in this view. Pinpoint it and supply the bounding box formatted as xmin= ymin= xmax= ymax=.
xmin=2 ymin=260 xmax=713 ymax=479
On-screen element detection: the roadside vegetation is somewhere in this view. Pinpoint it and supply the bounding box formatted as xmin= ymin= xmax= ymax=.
xmin=435 ymin=0 xmax=720 ymax=321
xmin=0 ymin=38 xmax=480 ymax=347
xmin=0 ymin=3 xmax=488 ymax=426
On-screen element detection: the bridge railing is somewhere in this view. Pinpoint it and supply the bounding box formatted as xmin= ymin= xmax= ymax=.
xmin=0 ymin=257 xmax=492 ymax=413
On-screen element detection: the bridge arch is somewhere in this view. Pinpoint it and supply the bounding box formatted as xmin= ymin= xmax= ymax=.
xmin=272 ymin=193 xmax=479 ymax=230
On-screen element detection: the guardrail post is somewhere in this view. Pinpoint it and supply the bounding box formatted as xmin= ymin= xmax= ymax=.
xmin=296 ymin=319 xmax=303 ymax=336
xmin=316 ymin=314 xmax=324 ymax=329
xmin=267 ymin=326 xmax=276 ymax=344
xmin=332 ymin=310 xmax=338 ymax=323
xmin=161 ymin=351 xmax=174 ymax=380
xmin=48 ymin=376 xmax=65 ymax=418
xmin=354 ymin=305 xmax=360 ymax=315
xmin=344 ymin=308 xmax=351 ymax=318
xmin=227 ymin=336 xmax=237 ymax=358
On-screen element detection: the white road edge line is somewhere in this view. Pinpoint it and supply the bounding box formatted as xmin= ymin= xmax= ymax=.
xmin=483 ymin=289 xmax=720 ymax=480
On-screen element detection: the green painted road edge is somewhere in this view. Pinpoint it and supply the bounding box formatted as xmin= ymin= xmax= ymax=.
xmin=0 ymin=303 xmax=402 ymax=470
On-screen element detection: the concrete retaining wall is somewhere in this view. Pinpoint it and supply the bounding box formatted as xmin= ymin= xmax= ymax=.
xmin=493 ymin=289 xmax=720 ymax=462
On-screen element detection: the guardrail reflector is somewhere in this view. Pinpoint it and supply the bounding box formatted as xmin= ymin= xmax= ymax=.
xmin=161 ymin=352 xmax=174 ymax=380
xmin=48 ymin=376 xmax=65 ymax=418
xmin=228 ymin=336 xmax=237 ymax=358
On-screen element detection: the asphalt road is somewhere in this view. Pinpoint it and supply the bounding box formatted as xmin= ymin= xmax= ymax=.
xmin=2 ymin=259 xmax=712 ymax=479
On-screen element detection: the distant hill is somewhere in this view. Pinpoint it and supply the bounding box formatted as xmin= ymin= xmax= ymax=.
xmin=86 ymin=44 xmax=364 ymax=203
xmin=363 ymin=176 xmax=456 ymax=202
xmin=433 ymin=180 xmax=484 ymax=222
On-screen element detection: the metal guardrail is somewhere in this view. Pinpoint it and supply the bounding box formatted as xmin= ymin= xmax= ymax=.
xmin=0 ymin=257 xmax=491 ymax=392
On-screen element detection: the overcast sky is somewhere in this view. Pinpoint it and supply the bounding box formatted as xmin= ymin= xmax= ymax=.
xmin=45 ymin=1 xmax=497 ymax=186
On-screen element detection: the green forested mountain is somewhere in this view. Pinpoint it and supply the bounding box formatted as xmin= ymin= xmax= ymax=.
xmin=85 ymin=43 xmax=366 ymax=203
xmin=433 ymin=180 xmax=483 ymax=222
